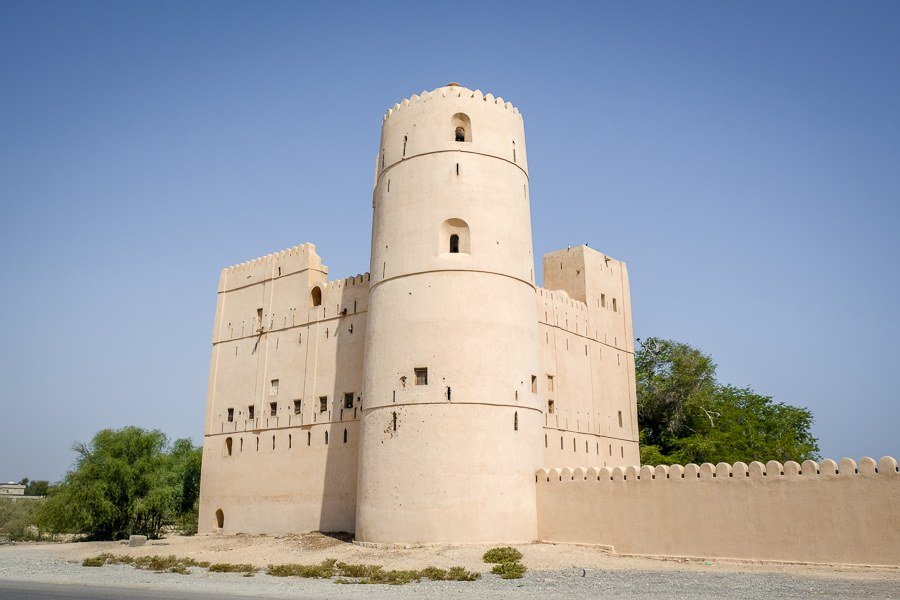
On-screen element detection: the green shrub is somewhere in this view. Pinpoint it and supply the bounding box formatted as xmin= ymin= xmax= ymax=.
xmin=482 ymin=546 xmax=523 ymax=564
xmin=491 ymin=561 xmax=526 ymax=579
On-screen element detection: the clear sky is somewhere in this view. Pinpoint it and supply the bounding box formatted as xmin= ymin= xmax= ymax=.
xmin=1 ymin=2 xmax=898 ymax=481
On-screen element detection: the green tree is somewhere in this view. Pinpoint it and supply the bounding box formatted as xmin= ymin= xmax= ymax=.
xmin=39 ymin=427 xmax=202 ymax=540
xmin=18 ymin=479 xmax=50 ymax=497
xmin=636 ymin=337 xmax=819 ymax=465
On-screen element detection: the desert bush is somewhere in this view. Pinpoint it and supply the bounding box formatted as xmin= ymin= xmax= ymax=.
xmin=491 ymin=561 xmax=527 ymax=579
xmin=482 ymin=546 xmax=523 ymax=564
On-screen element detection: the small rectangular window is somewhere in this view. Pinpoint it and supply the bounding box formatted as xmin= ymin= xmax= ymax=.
xmin=319 ymin=396 xmax=328 ymax=413
xmin=271 ymin=379 xmax=279 ymax=395
xmin=415 ymin=368 xmax=428 ymax=385
xmin=547 ymin=375 xmax=554 ymax=392
xmin=227 ymin=408 xmax=234 ymax=422
xmin=547 ymin=400 xmax=555 ymax=414
xmin=293 ymin=400 xmax=301 ymax=415
xmin=531 ymin=375 xmax=537 ymax=393
xmin=270 ymin=402 xmax=277 ymax=417
xmin=344 ymin=393 xmax=354 ymax=409
xmin=257 ymin=308 xmax=263 ymax=323
xmin=601 ymin=294 xmax=606 ymax=308
xmin=612 ymin=298 xmax=618 ymax=312
xmin=248 ymin=405 xmax=255 ymax=420
xmin=618 ymin=410 xmax=623 ymax=427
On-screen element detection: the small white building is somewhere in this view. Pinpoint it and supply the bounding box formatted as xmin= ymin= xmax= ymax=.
xmin=0 ymin=482 xmax=25 ymax=496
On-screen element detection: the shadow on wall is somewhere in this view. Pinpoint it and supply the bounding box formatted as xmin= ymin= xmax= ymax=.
xmin=317 ymin=280 xmax=365 ymax=532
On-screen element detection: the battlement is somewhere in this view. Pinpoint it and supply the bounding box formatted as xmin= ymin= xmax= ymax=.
xmin=383 ymin=84 xmax=522 ymax=123
xmin=323 ymin=273 xmax=370 ymax=291
xmin=221 ymin=243 xmax=322 ymax=273
xmin=218 ymin=243 xmax=327 ymax=293
xmin=538 ymin=456 xmax=899 ymax=483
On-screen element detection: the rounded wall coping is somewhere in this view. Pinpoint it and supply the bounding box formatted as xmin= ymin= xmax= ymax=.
xmin=536 ymin=456 xmax=898 ymax=482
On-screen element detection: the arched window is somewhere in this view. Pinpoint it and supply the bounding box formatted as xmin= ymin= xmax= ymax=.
xmin=451 ymin=113 xmax=472 ymax=142
xmin=343 ymin=428 xmax=348 ymax=443
xmin=440 ymin=219 xmax=470 ymax=255
xmin=325 ymin=431 xmax=329 ymax=445
xmin=215 ymin=509 xmax=224 ymax=529
xmin=225 ymin=437 xmax=233 ymax=456
xmin=307 ymin=431 xmax=311 ymax=446
xmin=311 ymin=287 xmax=322 ymax=307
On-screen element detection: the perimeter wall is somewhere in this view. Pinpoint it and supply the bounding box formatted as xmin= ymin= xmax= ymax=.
xmin=536 ymin=456 xmax=899 ymax=566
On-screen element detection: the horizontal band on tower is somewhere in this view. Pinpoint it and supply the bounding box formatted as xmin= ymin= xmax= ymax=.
xmin=377 ymin=148 xmax=529 ymax=183
xmin=368 ymin=267 xmax=535 ymax=292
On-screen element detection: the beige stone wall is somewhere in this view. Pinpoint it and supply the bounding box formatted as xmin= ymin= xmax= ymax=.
xmin=197 ymin=241 xmax=640 ymax=537
xmin=198 ymin=244 xmax=369 ymax=534
xmin=536 ymin=457 xmax=900 ymax=566
xmin=538 ymin=246 xmax=640 ymax=468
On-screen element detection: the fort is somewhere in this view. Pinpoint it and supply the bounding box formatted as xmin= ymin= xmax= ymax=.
xmin=198 ymin=84 xmax=898 ymax=565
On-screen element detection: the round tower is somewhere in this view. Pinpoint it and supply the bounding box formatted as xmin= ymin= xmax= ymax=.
xmin=356 ymin=84 xmax=542 ymax=543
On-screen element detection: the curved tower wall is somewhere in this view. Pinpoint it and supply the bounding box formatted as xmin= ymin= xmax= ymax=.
xmin=357 ymin=86 xmax=542 ymax=543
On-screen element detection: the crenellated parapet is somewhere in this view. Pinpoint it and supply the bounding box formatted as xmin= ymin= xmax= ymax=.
xmin=219 ymin=243 xmax=326 ymax=293
xmin=537 ymin=456 xmax=899 ymax=482
xmin=382 ymin=84 xmax=522 ymax=123
xmin=323 ymin=273 xmax=370 ymax=291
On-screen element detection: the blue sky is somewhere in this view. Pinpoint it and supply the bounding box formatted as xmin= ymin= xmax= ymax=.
xmin=1 ymin=2 xmax=897 ymax=480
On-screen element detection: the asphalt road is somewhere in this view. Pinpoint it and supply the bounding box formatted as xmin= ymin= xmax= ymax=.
xmin=0 ymin=580 xmax=314 ymax=600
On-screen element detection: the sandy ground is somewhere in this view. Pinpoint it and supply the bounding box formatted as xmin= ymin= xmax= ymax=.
xmin=4 ymin=532 xmax=898 ymax=578
xmin=1 ymin=534 xmax=897 ymax=599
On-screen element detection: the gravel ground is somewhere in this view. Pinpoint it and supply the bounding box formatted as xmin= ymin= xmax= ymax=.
xmin=1 ymin=540 xmax=897 ymax=599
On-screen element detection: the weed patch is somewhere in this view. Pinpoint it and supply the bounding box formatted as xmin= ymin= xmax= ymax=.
xmin=80 ymin=554 xmax=210 ymax=574
xmin=208 ymin=563 xmax=258 ymax=574
xmin=83 ymin=553 xmax=480 ymax=585
xmin=266 ymin=559 xmax=337 ymax=578
xmin=332 ymin=563 xmax=479 ymax=585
